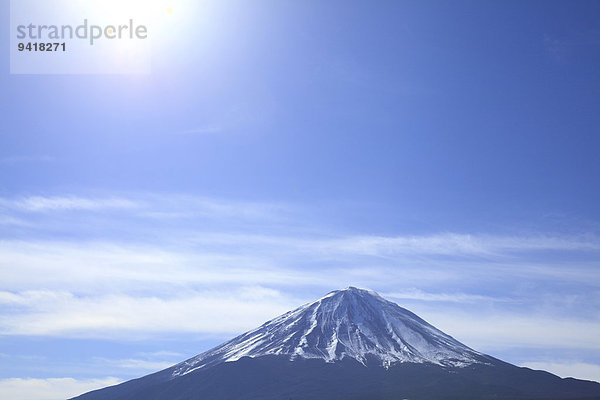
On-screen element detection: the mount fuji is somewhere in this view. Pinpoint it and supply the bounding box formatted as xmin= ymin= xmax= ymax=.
xmin=72 ymin=287 xmax=600 ymax=400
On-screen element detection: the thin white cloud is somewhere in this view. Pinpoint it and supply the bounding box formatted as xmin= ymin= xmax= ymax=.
xmin=137 ymin=351 xmax=184 ymax=358
xmin=0 ymin=290 xmax=73 ymax=306
xmin=383 ymin=288 xmax=512 ymax=303
xmin=1 ymin=286 xmax=599 ymax=357
xmin=0 ymin=235 xmax=598 ymax=315
xmin=180 ymin=233 xmax=600 ymax=273
xmin=0 ymin=241 xmax=326 ymax=292
xmin=0 ymin=192 xmax=599 ymax=385
xmin=0 ymin=196 xmax=139 ymax=212
xmin=0 ymin=194 xmax=291 ymax=226
xmin=175 ymin=99 xmax=273 ymax=136
xmin=0 ymin=289 xmax=297 ymax=337
xmin=0 ymin=377 xmax=122 ymax=400
xmin=413 ymin=309 xmax=600 ymax=352
xmin=1 ymin=237 xmax=597 ymax=298
xmin=0 ymin=213 xmax=29 ymax=226
xmin=1 ymin=193 xmax=598 ymax=258
xmin=322 ymin=233 xmax=600 ymax=257
xmin=94 ymin=357 xmax=176 ymax=372
xmin=163 ymin=195 xmax=288 ymax=220
xmin=521 ymin=361 xmax=600 ymax=383
xmin=86 ymin=352 xmax=187 ymax=377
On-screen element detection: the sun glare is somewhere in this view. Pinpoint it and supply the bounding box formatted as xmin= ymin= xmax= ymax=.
xmin=79 ymin=0 xmax=177 ymax=31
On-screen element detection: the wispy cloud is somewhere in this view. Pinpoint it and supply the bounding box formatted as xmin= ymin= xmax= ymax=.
xmin=175 ymin=99 xmax=273 ymax=136
xmin=0 ymin=241 xmax=319 ymax=291
xmin=137 ymin=351 xmax=184 ymax=358
xmin=1 ymin=237 xmax=596 ymax=297
xmin=0 ymin=288 xmax=297 ymax=337
xmin=0 ymin=213 xmax=29 ymax=227
xmin=0 ymin=196 xmax=139 ymax=212
xmin=0 ymin=377 xmax=122 ymax=400
xmin=2 ymin=194 xmax=598 ymax=257
xmin=322 ymin=233 xmax=600 ymax=257
xmin=0 ymin=194 xmax=290 ymax=224
xmin=94 ymin=357 xmax=177 ymax=372
xmin=521 ymin=361 xmax=600 ymax=383
xmin=0 ymin=192 xmax=599 ymax=384
xmin=383 ymin=288 xmax=512 ymax=303
xmin=1 ymin=285 xmax=599 ymax=356
xmin=411 ymin=308 xmax=600 ymax=352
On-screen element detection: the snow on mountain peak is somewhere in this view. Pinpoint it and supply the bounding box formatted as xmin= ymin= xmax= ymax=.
xmin=172 ymin=287 xmax=487 ymax=376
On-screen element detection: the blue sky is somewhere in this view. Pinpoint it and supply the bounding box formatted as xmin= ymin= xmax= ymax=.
xmin=1 ymin=0 xmax=599 ymax=399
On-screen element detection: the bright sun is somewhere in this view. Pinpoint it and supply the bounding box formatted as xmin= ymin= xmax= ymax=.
xmin=82 ymin=0 xmax=177 ymax=27
xmin=74 ymin=0 xmax=181 ymax=49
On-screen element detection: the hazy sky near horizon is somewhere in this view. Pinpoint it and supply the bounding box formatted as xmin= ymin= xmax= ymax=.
xmin=1 ymin=1 xmax=600 ymax=399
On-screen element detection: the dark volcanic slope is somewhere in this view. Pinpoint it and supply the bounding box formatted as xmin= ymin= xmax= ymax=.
xmin=71 ymin=288 xmax=600 ymax=400
xmin=72 ymin=356 xmax=600 ymax=400
xmin=170 ymin=286 xmax=489 ymax=375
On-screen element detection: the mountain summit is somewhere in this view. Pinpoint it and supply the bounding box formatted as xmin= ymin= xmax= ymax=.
xmin=72 ymin=288 xmax=600 ymax=400
xmin=173 ymin=287 xmax=486 ymax=376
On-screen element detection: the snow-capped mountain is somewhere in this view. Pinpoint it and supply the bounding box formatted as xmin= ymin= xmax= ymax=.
xmin=71 ymin=288 xmax=600 ymax=400
xmin=172 ymin=287 xmax=487 ymax=376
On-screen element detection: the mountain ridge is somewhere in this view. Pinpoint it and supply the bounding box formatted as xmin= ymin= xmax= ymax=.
xmin=172 ymin=286 xmax=488 ymax=377
xmin=71 ymin=287 xmax=600 ymax=400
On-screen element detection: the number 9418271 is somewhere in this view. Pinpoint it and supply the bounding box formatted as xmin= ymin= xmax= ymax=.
xmin=18 ymin=42 xmax=66 ymax=52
